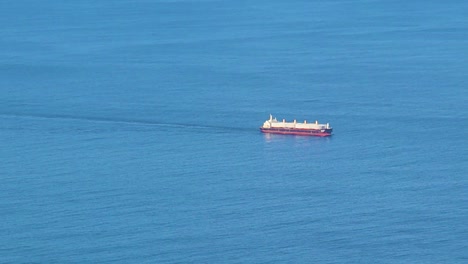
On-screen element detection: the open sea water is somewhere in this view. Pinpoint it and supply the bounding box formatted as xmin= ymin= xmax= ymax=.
xmin=1 ymin=0 xmax=467 ymax=263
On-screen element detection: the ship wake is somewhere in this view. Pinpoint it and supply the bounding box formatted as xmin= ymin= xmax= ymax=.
xmin=0 ymin=112 xmax=251 ymax=133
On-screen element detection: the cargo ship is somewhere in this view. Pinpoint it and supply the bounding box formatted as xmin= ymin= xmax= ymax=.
xmin=260 ymin=114 xmax=332 ymax=137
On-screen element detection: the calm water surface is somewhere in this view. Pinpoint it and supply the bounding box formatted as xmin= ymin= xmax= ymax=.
xmin=1 ymin=0 xmax=467 ymax=263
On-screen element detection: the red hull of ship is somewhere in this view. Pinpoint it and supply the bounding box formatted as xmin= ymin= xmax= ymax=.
xmin=260 ymin=128 xmax=332 ymax=137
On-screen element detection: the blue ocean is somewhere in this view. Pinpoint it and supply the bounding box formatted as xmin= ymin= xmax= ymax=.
xmin=1 ymin=0 xmax=467 ymax=263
